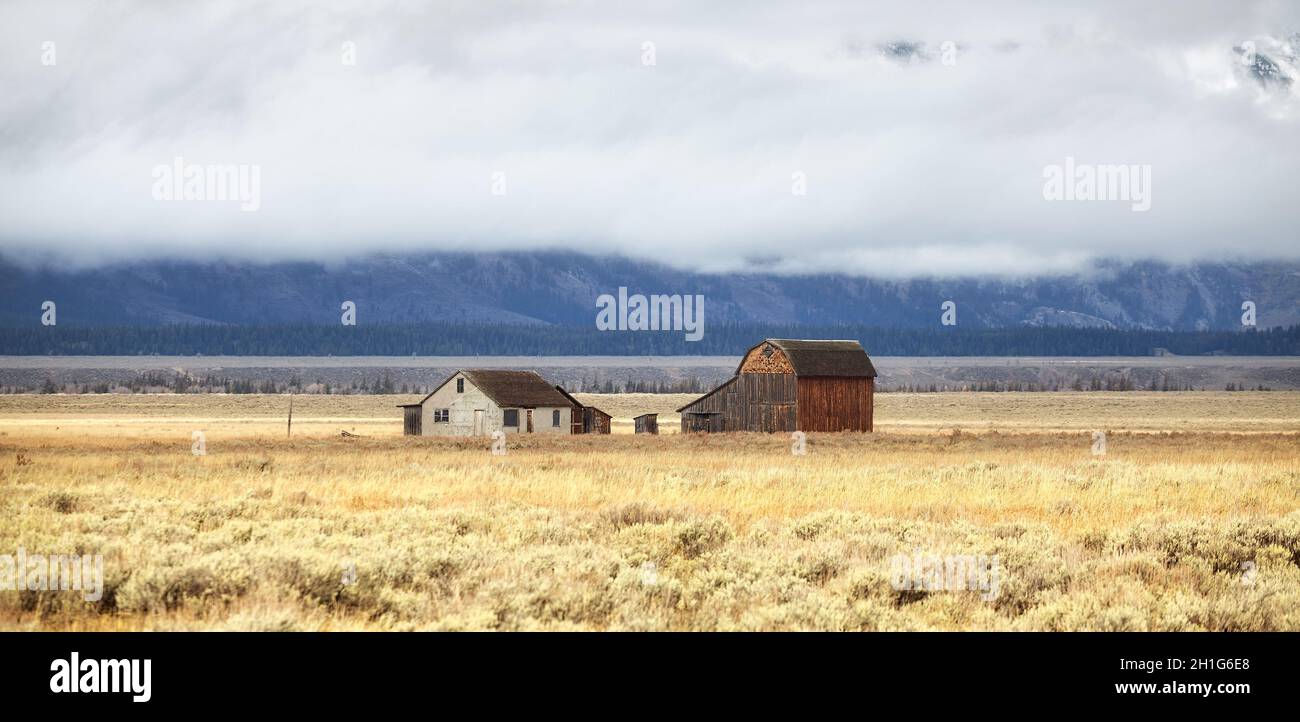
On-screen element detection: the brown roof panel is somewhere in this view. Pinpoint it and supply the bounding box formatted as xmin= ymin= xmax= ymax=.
xmin=552 ymin=385 xmax=585 ymax=409
xmin=462 ymin=370 xmax=574 ymax=408
xmin=417 ymin=369 xmax=574 ymax=408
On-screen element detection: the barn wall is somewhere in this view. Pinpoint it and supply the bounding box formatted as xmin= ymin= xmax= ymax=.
xmin=679 ymin=379 xmax=733 ymax=415
xmin=735 ymin=373 xmax=797 ymax=432
xmin=680 ymin=373 xmax=796 ymax=432
xmin=678 ymin=376 xmax=736 ymax=432
xmin=681 ymin=413 xmax=724 ymax=433
xmin=796 ymin=376 xmax=873 ymax=432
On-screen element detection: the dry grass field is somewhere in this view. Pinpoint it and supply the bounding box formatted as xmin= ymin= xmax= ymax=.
xmin=1 ymin=392 xmax=1298 ymax=631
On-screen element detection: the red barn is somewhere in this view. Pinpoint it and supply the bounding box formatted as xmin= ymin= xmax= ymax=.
xmin=677 ymin=339 xmax=876 ymax=433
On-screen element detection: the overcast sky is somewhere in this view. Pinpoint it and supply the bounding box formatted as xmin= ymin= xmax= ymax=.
xmin=1 ymin=0 xmax=1297 ymax=276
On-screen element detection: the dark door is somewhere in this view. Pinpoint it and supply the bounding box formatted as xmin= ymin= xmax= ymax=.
xmin=403 ymin=407 xmax=422 ymax=435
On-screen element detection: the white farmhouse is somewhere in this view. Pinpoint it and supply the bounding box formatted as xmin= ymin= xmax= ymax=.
xmin=399 ymin=369 xmax=575 ymax=436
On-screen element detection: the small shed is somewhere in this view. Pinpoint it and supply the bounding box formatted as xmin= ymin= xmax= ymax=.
xmin=633 ymin=413 xmax=659 ymax=434
xmin=584 ymin=406 xmax=613 ymax=434
xmin=553 ymin=386 xmax=613 ymax=435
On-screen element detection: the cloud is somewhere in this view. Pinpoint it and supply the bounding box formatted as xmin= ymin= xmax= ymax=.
xmin=0 ymin=0 xmax=1297 ymax=277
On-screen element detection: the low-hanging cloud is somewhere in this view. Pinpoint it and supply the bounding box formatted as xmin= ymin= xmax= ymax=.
xmin=0 ymin=0 xmax=1297 ymax=277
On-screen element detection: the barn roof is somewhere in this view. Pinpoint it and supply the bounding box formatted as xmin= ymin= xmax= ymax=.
xmin=739 ymin=339 xmax=877 ymax=377
xmin=676 ymin=375 xmax=737 ymax=412
xmin=417 ymin=370 xmax=573 ymax=408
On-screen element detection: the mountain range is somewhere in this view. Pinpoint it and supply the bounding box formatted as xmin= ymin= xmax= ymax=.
xmin=1 ymin=253 xmax=1298 ymax=331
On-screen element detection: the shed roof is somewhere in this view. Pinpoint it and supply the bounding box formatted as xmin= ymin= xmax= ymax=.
xmin=552 ymin=385 xmax=609 ymax=418
xmin=676 ymin=375 xmax=737 ymax=412
xmin=740 ymin=339 xmax=877 ymax=377
xmin=417 ymin=370 xmax=573 ymax=408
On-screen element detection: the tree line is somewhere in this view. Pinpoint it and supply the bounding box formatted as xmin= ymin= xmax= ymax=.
xmin=22 ymin=371 xmax=717 ymax=395
xmin=2 ymin=322 xmax=1298 ymax=356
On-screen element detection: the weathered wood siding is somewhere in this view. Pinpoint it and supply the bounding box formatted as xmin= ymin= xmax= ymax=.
xmin=680 ymin=373 xmax=796 ymax=433
xmin=796 ymin=376 xmax=873 ymax=432
xmin=585 ymin=408 xmax=612 ymax=434
xmin=737 ymin=373 xmax=797 ymax=432
xmin=402 ymin=406 xmax=422 ymax=435
xmin=634 ymin=415 xmax=659 ymax=434
xmin=681 ymin=412 xmax=724 ymax=433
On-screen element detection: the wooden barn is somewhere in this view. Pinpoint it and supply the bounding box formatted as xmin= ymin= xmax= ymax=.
xmin=399 ymin=370 xmax=575 ymax=436
xmin=677 ymin=339 xmax=877 ymax=433
xmin=554 ymin=386 xmax=613 ymax=434
xmin=633 ymin=413 xmax=659 ymax=434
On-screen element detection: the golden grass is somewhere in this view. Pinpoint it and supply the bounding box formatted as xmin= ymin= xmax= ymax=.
xmin=0 ymin=392 xmax=1297 ymax=631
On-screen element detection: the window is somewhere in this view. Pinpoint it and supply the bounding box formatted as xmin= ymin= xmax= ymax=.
xmin=503 ymin=409 xmax=519 ymax=427
xmin=552 ymin=409 xmax=561 ymax=426
xmin=456 ymin=378 xmax=464 ymax=393
xmin=434 ymin=409 xmax=449 ymax=423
